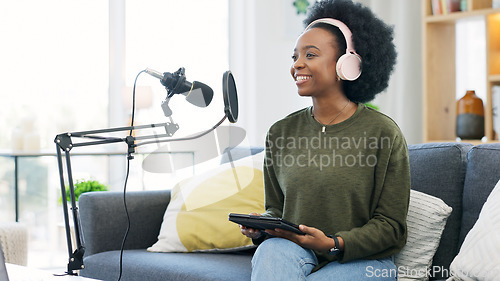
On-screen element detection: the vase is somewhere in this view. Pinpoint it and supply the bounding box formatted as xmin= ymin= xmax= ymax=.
xmin=456 ymin=90 xmax=484 ymax=140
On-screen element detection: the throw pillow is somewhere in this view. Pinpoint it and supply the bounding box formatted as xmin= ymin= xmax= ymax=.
xmin=148 ymin=151 xmax=265 ymax=253
xmin=395 ymin=189 xmax=453 ymax=281
xmin=447 ymin=179 xmax=500 ymax=281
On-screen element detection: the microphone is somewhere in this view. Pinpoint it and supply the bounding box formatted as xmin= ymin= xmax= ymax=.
xmin=145 ymin=67 xmax=214 ymax=108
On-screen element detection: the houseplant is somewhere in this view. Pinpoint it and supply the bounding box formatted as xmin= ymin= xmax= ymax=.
xmin=61 ymin=178 xmax=109 ymax=203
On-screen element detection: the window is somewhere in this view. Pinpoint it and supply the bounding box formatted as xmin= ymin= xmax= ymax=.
xmin=0 ymin=0 xmax=109 ymax=269
xmin=0 ymin=0 xmax=109 ymax=150
xmin=0 ymin=0 xmax=228 ymax=270
xmin=125 ymin=0 xmax=229 ymax=136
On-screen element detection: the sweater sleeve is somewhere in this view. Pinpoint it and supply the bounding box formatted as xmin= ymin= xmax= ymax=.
xmin=250 ymin=132 xmax=283 ymax=246
xmin=335 ymin=134 xmax=411 ymax=262
xmin=261 ymin=131 xmax=284 ymax=219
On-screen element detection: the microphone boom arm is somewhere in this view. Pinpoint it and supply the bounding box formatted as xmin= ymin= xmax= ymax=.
xmin=56 ymin=68 xmax=237 ymax=276
xmin=55 ymin=115 xmax=227 ymax=275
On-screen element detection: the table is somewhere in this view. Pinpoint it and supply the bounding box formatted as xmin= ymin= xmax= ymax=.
xmin=6 ymin=263 xmax=98 ymax=280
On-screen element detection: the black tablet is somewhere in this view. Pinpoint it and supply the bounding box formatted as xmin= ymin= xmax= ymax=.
xmin=228 ymin=213 xmax=305 ymax=235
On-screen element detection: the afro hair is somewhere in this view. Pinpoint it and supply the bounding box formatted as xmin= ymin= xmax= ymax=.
xmin=304 ymin=0 xmax=397 ymax=103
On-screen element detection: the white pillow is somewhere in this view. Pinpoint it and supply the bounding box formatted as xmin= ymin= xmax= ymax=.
xmin=395 ymin=189 xmax=453 ymax=281
xmin=447 ymin=179 xmax=500 ymax=281
xmin=148 ymin=151 xmax=265 ymax=253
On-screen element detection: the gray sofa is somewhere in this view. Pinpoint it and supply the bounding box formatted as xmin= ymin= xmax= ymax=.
xmin=78 ymin=142 xmax=500 ymax=281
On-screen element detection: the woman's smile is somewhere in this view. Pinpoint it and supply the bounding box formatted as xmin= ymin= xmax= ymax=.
xmin=295 ymin=75 xmax=312 ymax=85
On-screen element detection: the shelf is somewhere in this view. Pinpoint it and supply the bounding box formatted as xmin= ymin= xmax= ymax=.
xmin=490 ymin=74 xmax=500 ymax=82
xmin=425 ymin=8 xmax=500 ymax=23
xmin=423 ymin=1 xmax=500 ymax=143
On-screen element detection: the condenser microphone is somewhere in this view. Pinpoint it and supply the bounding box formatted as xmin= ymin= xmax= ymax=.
xmin=145 ymin=67 xmax=214 ymax=108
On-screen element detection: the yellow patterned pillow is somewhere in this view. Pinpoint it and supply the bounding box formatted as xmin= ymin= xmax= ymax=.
xmin=148 ymin=152 xmax=265 ymax=252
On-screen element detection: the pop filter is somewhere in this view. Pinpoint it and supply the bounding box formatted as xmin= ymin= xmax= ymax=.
xmin=223 ymin=71 xmax=238 ymax=123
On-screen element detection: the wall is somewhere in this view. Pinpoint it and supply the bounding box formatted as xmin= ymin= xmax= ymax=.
xmin=229 ymin=0 xmax=310 ymax=147
xmin=366 ymin=0 xmax=423 ymax=145
xmin=229 ymin=0 xmax=423 ymax=146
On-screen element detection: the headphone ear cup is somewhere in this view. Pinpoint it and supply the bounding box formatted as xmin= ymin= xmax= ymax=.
xmin=336 ymin=53 xmax=362 ymax=81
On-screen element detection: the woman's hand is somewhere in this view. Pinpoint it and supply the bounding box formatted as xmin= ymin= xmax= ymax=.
xmin=265 ymin=225 xmax=342 ymax=252
xmin=239 ymin=213 xmax=263 ymax=239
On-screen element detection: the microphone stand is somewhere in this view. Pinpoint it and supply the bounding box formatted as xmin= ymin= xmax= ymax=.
xmin=55 ymin=116 xmax=227 ymax=275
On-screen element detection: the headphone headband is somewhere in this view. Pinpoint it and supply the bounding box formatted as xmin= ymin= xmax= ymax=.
xmin=305 ymin=18 xmax=357 ymax=54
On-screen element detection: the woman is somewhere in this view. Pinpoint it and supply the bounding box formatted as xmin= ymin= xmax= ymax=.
xmin=240 ymin=0 xmax=410 ymax=280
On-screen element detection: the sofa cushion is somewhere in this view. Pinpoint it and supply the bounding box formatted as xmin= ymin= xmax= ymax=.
xmin=148 ymin=151 xmax=265 ymax=253
xmin=395 ymin=190 xmax=452 ymax=281
xmin=80 ymin=190 xmax=171 ymax=257
xmin=407 ymin=142 xmax=472 ymax=280
xmin=448 ymin=179 xmax=500 ymax=281
xmin=460 ymin=143 xmax=500 ymax=246
xmin=81 ymin=249 xmax=253 ymax=281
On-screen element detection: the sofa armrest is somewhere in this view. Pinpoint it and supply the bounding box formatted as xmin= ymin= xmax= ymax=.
xmin=79 ymin=190 xmax=171 ymax=257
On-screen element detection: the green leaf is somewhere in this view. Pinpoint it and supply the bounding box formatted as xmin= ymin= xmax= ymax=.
xmin=365 ymin=103 xmax=379 ymax=111
xmin=60 ymin=178 xmax=109 ymax=203
xmin=293 ymin=0 xmax=309 ymax=15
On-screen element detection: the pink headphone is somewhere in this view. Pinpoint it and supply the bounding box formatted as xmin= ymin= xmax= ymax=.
xmin=305 ymin=18 xmax=362 ymax=81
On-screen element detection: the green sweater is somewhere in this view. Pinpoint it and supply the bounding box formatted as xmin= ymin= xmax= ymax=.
xmin=262 ymin=103 xmax=410 ymax=268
